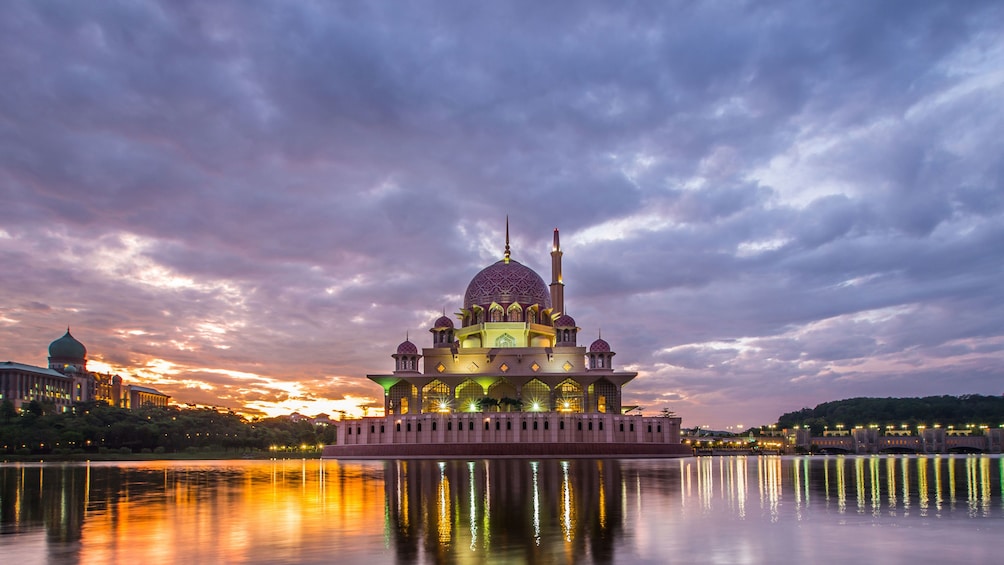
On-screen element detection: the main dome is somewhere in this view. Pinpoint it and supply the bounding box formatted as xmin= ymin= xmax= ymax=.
xmin=464 ymin=259 xmax=551 ymax=311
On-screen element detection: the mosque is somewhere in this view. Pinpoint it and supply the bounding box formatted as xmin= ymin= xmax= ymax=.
xmin=322 ymin=225 xmax=688 ymax=458
xmin=0 ymin=330 xmax=170 ymax=412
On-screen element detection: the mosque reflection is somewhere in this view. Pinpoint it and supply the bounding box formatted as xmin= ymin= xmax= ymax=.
xmin=1 ymin=456 xmax=1001 ymax=564
xmin=384 ymin=459 xmax=627 ymax=564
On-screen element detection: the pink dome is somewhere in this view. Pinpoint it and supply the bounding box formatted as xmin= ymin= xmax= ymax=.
xmin=433 ymin=315 xmax=454 ymax=329
xmin=464 ymin=260 xmax=551 ymax=311
xmin=554 ymin=314 xmax=576 ymax=327
xmin=589 ymin=338 xmax=611 ymax=353
xmin=396 ymin=340 xmax=418 ymax=355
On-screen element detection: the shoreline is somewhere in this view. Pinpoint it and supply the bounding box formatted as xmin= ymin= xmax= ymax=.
xmin=1 ymin=451 xmax=322 ymax=463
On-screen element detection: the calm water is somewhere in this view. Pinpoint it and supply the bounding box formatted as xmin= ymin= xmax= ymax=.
xmin=1 ymin=455 xmax=1001 ymax=564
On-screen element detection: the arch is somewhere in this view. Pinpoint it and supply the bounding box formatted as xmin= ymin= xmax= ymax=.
xmin=592 ymin=379 xmax=619 ymax=413
xmin=455 ymin=379 xmax=485 ymax=412
xmin=488 ymin=379 xmax=519 ymax=412
xmin=507 ymin=303 xmax=523 ymax=322
xmin=489 ymin=302 xmax=504 ymax=322
xmin=422 ymin=380 xmax=450 ymax=413
xmin=495 ymin=333 xmax=516 ymax=347
xmin=527 ymin=307 xmax=538 ymax=324
xmin=388 ymin=381 xmax=412 ymax=415
xmin=523 ymin=379 xmax=550 ymax=412
xmin=556 ymin=378 xmax=583 ymax=412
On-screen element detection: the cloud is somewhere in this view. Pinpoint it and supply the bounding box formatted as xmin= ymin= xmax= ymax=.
xmin=2 ymin=0 xmax=1003 ymax=427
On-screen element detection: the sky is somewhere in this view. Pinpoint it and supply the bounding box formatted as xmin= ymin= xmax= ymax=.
xmin=2 ymin=1 xmax=1003 ymax=430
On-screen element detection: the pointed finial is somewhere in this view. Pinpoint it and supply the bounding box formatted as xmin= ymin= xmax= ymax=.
xmin=406 ymin=331 xmax=409 ymax=342
xmin=504 ymin=216 xmax=511 ymax=264
xmin=598 ymin=328 xmax=602 ymax=339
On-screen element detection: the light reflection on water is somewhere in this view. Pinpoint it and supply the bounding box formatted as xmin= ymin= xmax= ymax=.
xmin=1 ymin=455 xmax=1001 ymax=564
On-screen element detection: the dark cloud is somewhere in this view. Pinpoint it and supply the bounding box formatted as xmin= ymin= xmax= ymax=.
xmin=2 ymin=0 xmax=1003 ymax=426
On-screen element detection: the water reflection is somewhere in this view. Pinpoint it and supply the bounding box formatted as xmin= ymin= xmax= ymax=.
xmin=1 ymin=455 xmax=1001 ymax=564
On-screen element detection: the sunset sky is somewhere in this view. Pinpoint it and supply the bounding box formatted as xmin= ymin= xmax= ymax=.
xmin=2 ymin=1 xmax=1002 ymax=429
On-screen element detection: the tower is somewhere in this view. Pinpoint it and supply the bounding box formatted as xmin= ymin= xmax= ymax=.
xmin=550 ymin=228 xmax=564 ymax=317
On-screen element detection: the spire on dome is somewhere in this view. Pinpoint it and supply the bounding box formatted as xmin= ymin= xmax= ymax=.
xmin=504 ymin=216 xmax=511 ymax=264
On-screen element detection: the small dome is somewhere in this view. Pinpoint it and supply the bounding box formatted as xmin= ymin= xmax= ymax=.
xmin=396 ymin=340 xmax=418 ymax=355
xmin=433 ymin=315 xmax=454 ymax=329
xmin=49 ymin=330 xmax=86 ymax=360
xmin=589 ymin=338 xmax=611 ymax=353
xmin=554 ymin=314 xmax=576 ymax=328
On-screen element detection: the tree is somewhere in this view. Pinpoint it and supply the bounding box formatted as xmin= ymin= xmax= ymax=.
xmin=0 ymin=400 xmax=16 ymax=424
xmin=659 ymin=408 xmax=676 ymax=418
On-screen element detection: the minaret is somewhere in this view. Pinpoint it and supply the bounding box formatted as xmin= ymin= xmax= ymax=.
xmin=550 ymin=228 xmax=564 ymax=316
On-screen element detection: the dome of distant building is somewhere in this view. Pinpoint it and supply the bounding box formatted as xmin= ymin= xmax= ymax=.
xmin=433 ymin=315 xmax=454 ymax=329
xmin=49 ymin=330 xmax=86 ymax=360
xmin=554 ymin=314 xmax=576 ymax=327
xmin=589 ymin=338 xmax=611 ymax=353
xmin=464 ymin=260 xmax=551 ymax=311
xmin=396 ymin=339 xmax=418 ymax=355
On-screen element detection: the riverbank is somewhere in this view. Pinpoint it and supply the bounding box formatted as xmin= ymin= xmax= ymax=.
xmin=2 ymin=450 xmax=322 ymax=463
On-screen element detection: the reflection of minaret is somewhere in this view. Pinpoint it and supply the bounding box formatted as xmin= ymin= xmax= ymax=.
xmin=550 ymin=228 xmax=564 ymax=316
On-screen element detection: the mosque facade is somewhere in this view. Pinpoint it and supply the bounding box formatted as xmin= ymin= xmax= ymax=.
xmin=0 ymin=330 xmax=170 ymax=412
xmin=323 ymin=226 xmax=688 ymax=458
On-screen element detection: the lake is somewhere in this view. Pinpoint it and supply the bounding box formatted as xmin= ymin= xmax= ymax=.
xmin=1 ymin=455 xmax=1001 ymax=564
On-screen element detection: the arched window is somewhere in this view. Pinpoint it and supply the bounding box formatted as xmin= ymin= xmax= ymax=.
xmin=422 ymin=380 xmax=450 ymax=413
xmin=495 ymin=333 xmax=516 ymax=347
xmin=523 ymin=379 xmax=550 ymax=412
xmin=455 ymin=380 xmax=485 ymax=412
xmin=507 ymin=303 xmax=523 ymax=322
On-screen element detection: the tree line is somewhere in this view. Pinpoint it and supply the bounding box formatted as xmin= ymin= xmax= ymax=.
xmin=775 ymin=394 xmax=1004 ymax=435
xmin=0 ymin=400 xmax=336 ymax=456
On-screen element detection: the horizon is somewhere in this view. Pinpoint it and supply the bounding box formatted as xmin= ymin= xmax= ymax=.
xmin=2 ymin=1 xmax=1003 ymax=429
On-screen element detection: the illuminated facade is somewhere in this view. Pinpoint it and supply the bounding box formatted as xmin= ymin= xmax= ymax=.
xmin=323 ymin=225 xmax=688 ymax=458
xmin=0 ymin=330 xmax=169 ymax=412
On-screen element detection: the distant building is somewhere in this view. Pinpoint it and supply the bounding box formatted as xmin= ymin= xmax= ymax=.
xmin=0 ymin=329 xmax=169 ymax=412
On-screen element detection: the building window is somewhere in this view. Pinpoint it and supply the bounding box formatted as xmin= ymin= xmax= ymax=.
xmin=657 ymin=425 xmax=661 ymax=433
xmin=370 ymin=425 xmax=375 ymax=433
xmin=348 ymin=427 xmax=352 ymax=435
xmin=448 ymin=421 xmax=452 ymax=431
xmin=495 ymin=421 xmax=500 ymax=430
xmin=417 ymin=423 xmax=422 ymax=432
xmin=560 ymin=421 xmax=565 ymax=430
xmin=396 ymin=423 xmax=401 ymax=432
xmin=380 ymin=425 xmax=385 ymax=433
xmin=544 ymin=421 xmax=549 ymax=430
xmin=407 ymin=423 xmax=412 ymax=432
xmin=469 ymin=421 xmax=474 ymax=431
xmin=588 ymin=422 xmax=593 ymax=431
xmin=522 ymin=421 xmax=527 ymax=430
xmin=647 ymin=425 xmax=652 ymax=433
xmin=506 ymin=421 xmax=511 ymax=430
xmin=432 ymin=421 xmax=437 ymax=431
xmin=630 ymin=423 xmax=634 ymax=432
xmin=533 ymin=421 xmax=538 ymax=430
